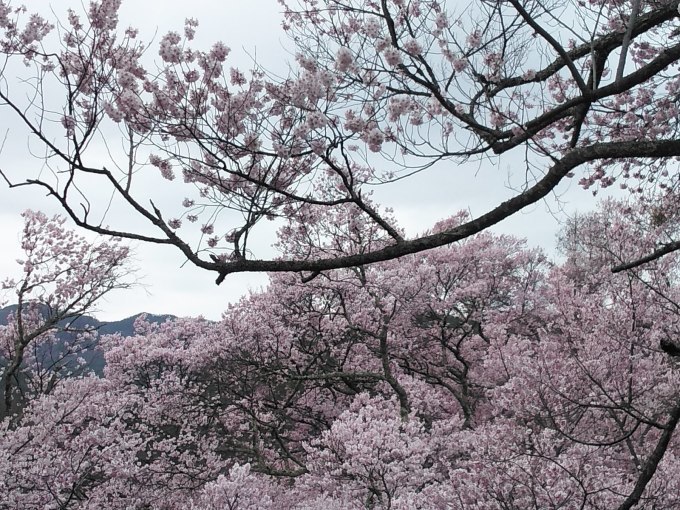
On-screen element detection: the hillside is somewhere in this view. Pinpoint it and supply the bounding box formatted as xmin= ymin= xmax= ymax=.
xmin=0 ymin=305 xmax=174 ymax=375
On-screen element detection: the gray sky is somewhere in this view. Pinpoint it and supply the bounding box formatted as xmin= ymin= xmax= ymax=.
xmin=0 ymin=0 xmax=604 ymax=321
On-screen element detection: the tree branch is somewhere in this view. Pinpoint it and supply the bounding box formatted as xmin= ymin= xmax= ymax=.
xmin=616 ymin=403 xmax=680 ymax=510
xmin=612 ymin=240 xmax=680 ymax=273
xmin=212 ymin=139 xmax=680 ymax=282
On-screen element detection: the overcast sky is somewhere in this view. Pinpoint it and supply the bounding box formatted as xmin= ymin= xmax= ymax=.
xmin=0 ymin=0 xmax=605 ymax=321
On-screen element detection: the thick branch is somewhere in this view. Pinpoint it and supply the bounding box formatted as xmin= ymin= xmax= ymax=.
xmin=616 ymin=0 xmax=642 ymax=81
xmin=616 ymin=403 xmax=680 ymax=510
xmin=612 ymin=240 xmax=680 ymax=273
xmin=491 ymin=1 xmax=678 ymax=93
xmin=507 ymin=0 xmax=588 ymax=94
xmin=212 ymin=139 xmax=680 ymax=282
xmin=493 ymin=38 xmax=680 ymax=153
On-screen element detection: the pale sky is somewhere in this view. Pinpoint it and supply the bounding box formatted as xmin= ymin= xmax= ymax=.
xmin=0 ymin=0 xmax=604 ymax=321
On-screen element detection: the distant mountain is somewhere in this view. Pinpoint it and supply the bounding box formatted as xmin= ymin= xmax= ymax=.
xmin=98 ymin=312 xmax=176 ymax=337
xmin=0 ymin=305 xmax=175 ymax=375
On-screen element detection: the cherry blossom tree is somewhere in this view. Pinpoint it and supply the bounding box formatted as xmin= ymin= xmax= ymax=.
xmin=0 ymin=210 xmax=132 ymax=419
xmin=1 ymin=199 xmax=680 ymax=507
xmin=0 ymin=207 xmax=545 ymax=507
xmin=1 ymin=0 xmax=680 ymax=282
xmin=464 ymin=199 xmax=680 ymax=509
